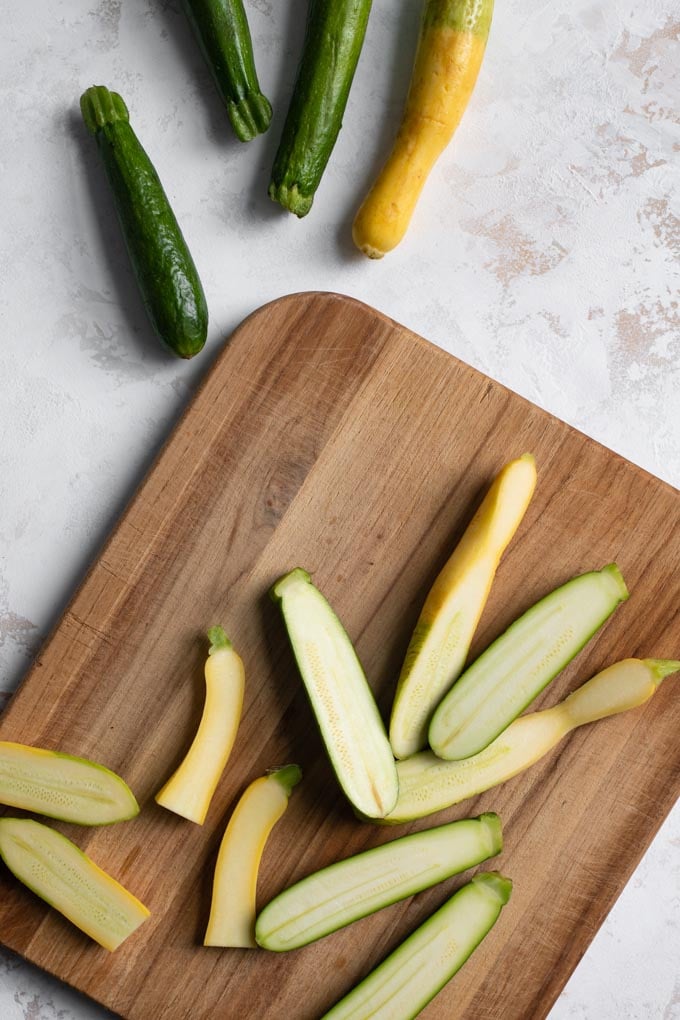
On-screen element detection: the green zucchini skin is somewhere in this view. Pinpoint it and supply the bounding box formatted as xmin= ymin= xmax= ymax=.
xmin=183 ymin=0 xmax=272 ymax=141
xmin=321 ymin=871 xmax=512 ymax=1019
xmin=429 ymin=563 xmax=629 ymax=760
xmin=255 ymin=813 xmax=502 ymax=951
xmin=80 ymin=86 xmax=208 ymax=359
xmin=269 ymin=0 xmax=373 ymax=216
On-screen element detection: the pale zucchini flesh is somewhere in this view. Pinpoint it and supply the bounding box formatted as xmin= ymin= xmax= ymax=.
xmin=0 ymin=741 xmax=139 ymax=825
xmin=385 ymin=658 xmax=678 ymax=823
xmin=205 ymin=764 xmax=301 ymax=948
xmin=155 ymin=626 xmax=245 ymax=824
xmin=255 ymin=812 xmax=501 ymax=951
xmin=321 ymin=871 xmax=512 ymax=1020
xmin=390 ymin=453 xmax=536 ymax=759
xmin=429 ymin=564 xmax=629 ymax=760
xmin=271 ymin=569 xmax=398 ymax=819
xmin=0 ymin=817 xmax=149 ymax=951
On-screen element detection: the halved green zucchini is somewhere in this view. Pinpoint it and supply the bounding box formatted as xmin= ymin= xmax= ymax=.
xmin=0 ymin=817 xmax=149 ymax=950
xmin=429 ymin=564 xmax=629 ymax=759
xmin=271 ymin=568 xmax=398 ymax=819
xmin=256 ymin=812 xmax=501 ymax=951
xmin=0 ymin=741 xmax=139 ymax=825
xmin=321 ymin=871 xmax=512 ymax=1019
xmin=390 ymin=453 xmax=536 ymax=759
xmin=384 ymin=658 xmax=678 ymax=823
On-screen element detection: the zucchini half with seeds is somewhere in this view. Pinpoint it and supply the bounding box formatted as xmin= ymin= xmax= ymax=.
xmin=80 ymin=85 xmax=208 ymax=359
xmin=271 ymin=568 xmax=398 ymax=819
xmin=256 ymin=812 xmax=501 ymax=951
xmin=429 ymin=563 xmax=629 ymax=760
xmin=0 ymin=818 xmax=149 ymax=951
xmin=0 ymin=741 xmax=139 ymax=825
xmin=322 ymin=871 xmax=512 ymax=1020
xmin=384 ymin=658 xmax=679 ymax=824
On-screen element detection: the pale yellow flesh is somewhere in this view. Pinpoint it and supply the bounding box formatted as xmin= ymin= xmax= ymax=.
xmin=204 ymin=771 xmax=295 ymax=948
xmin=390 ymin=454 xmax=536 ymax=759
xmin=0 ymin=742 xmax=139 ymax=825
xmin=322 ymin=873 xmax=511 ymax=1020
xmin=279 ymin=575 xmax=398 ymax=819
xmin=353 ymin=28 xmax=487 ymax=258
xmin=0 ymin=818 xmax=149 ymax=951
xmin=385 ymin=659 xmax=678 ymax=823
xmin=155 ymin=646 xmax=244 ymax=824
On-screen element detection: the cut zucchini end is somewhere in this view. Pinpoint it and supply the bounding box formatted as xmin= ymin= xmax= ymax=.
xmin=268 ymin=182 xmax=314 ymax=218
xmin=80 ymin=85 xmax=129 ymax=134
xmin=227 ymin=91 xmax=273 ymax=142
xmin=207 ymin=625 xmax=232 ymax=654
xmin=472 ymin=870 xmax=513 ymax=905
xmin=269 ymin=567 xmax=312 ymax=602
xmin=478 ymin=812 xmax=503 ymax=856
xmin=644 ymin=659 xmax=680 ymax=685
xmin=601 ymin=562 xmax=629 ymax=600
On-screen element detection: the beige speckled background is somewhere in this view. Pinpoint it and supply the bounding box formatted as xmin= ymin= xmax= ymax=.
xmin=1 ymin=0 xmax=678 ymax=1017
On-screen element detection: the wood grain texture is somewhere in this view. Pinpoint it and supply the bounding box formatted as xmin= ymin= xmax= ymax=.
xmin=1 ymin=292 xmax=679 ymax=1020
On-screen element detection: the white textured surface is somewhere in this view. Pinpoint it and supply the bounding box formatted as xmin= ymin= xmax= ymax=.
xmin=1 ymin=0 xmax=679 ymax=1017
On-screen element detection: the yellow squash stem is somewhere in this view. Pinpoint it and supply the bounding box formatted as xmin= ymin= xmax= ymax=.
xmin=383 ymin=658 xmax=680 ymax=823
xmin=353 ymin=0 xmax=493 ymax=258
xmin=390 ymin=453 xmax=536 ymax=759
xmin=204 ymin=765 xmax=302 ymax=948
xmin=155 ymin=627 xmax=244 ymax=824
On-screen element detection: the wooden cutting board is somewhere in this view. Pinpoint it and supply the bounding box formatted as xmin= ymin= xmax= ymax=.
xmin=1 ymin=292 xmax=679 ymax=1020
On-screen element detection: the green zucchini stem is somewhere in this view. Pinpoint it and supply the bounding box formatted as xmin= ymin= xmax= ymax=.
xmin=229 ymin=92 xmax=272 ymax=143
xmin=80 ymin=85 xmax=129 ymax=133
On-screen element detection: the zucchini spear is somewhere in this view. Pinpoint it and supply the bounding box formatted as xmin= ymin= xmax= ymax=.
xmin=182 ymin=0 xmax=272 ymax=141
xmin=271 ymin=568 xmax=398 ymax=819
xmin=256 ymin=812 xmax=501 ymax=951
xmin=321 ymin=871 xmax=512 ymax=1019
xmin=390 ymin=453 xmax=536 ymax=759
xmin=205 ymin=765 xmax=302 ymax=948
xmin=155 ymin=627 xmax=245 ymax=825
xmin=385 ymin=658 xmax=679 ymax=824
xmin=429 ymin=564 xmax=629 ymax=760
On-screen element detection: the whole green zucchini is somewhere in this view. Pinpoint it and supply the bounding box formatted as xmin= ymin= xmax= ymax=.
xmin=80 ymin=86 xmax=208 ymax=359
xmin=183 ymin=0 xmax=272 ymax=141
xmin=269 ymin=0 xmax=373 ymax=217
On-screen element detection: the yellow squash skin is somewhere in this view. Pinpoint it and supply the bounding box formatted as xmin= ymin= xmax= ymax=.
xmin=353 ymin=0 xmax=493 ymax=258
xmin=390 ymin=453 xmax=536 ymax=759
xmin=204 ymin=765 xmax=301 ymax=948
xmin=382 ymin=659 xmax=680 ymax=824
xmin=155 ymin=627 xmax=244 ymax=824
